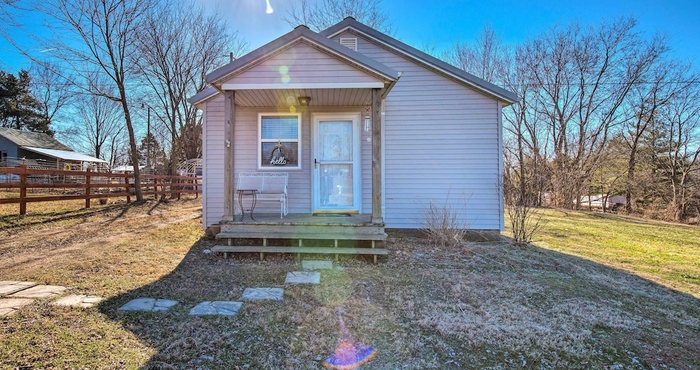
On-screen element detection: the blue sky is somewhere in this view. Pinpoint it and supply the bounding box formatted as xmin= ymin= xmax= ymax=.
xmin=1 ymin=0 xmax=699 ymax=73
xmin=202 ymin=0 xmax=700 ymax=63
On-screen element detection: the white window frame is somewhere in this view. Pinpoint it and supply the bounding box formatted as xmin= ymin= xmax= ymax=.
xmin=258 ymin=113 xmax=302 ymax=170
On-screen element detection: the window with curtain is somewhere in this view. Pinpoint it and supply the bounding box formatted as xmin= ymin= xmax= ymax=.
xmin=258 ymin=114 xmax=301 ymax=169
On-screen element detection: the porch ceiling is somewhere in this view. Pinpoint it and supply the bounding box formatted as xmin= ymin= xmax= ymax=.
xmin=234 ymin=88 xmax=372 ymax=107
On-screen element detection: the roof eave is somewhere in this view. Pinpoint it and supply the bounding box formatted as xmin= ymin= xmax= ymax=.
xmin=321 ymin=19 xmax=518 ymax=104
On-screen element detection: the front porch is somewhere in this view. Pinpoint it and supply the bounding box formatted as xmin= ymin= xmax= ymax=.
xmin=212 ymin=213 xmax=388 ymax=263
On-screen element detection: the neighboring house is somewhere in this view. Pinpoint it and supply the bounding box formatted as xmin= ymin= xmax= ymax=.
xmin=190 ymin=17 xmax=517 ymax=233
xmin=0 ymin=127 xmax=107 ymax=170
xmin=580 ymin=194 xmax=626 ymax=210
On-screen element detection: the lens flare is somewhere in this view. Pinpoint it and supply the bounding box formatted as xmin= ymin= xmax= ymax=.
xmin=323 ymin=308 xmax=377 ymax=369
xmin=265 ymin=0 xmax=274 ymax=14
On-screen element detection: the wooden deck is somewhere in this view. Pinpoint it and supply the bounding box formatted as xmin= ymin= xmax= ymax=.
xmin=213 ymin=213 xmax=388 ymax=263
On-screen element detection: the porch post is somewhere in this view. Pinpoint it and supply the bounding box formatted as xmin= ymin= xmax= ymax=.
xmin=222 ymin=90 xmax=235 ymax=222
xmin=371 ymin=88 xmax=383 ymax=224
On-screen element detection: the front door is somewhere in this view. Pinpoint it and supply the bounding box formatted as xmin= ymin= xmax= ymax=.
xmin=312 ymin=113 xmax=361 ymax=213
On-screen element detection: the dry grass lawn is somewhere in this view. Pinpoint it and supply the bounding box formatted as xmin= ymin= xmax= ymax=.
xmin=0 ymin=199 xmax=698 ymax=369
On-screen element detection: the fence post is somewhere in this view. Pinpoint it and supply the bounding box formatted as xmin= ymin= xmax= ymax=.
xmin=19 ymin=164 xmax=27 ymax=215
xmin=153 ymin=176 xmax=158 ymax=200
xmin=176 ymin=177 xmax=181 ymax=200
xmin=85 ymin=168 xmax=91 ymax=209
xmin=125 ymin=174 xmax=131 ymax=203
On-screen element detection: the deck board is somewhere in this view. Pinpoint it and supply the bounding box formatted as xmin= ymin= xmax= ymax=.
xmin=211 ymin=245 xmax=388 ymax=255
xmin=216 ymin=232 xmax=386 ymax=240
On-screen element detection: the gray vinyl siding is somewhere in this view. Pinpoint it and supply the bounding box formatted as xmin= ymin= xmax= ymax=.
xmin=202 ymin=95 xmax=225 ymax=228
xmin=203 ymin=32 xmax=505 ymax=230
xmin=223 ymin=42 xmax=381 ymax=86
xmin=230 ymin=106 xmax=368 ymax=216
xmin=0 ymin=137 xmax=19 ymax=157
xmin=334 ymin=32 xmax=503 ymax=230
xmin=202 ymin=97 xmax=369 ymax=226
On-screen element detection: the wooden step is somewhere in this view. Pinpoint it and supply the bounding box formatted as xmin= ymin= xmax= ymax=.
xmin=216 ymin=232 xmax=387 ymax=241
xmin=211 ymin=245 xmax=388 ymax=263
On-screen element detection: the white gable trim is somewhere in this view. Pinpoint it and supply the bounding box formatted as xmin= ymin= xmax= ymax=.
xmin=221 ymin=82 xmax=385 ymax=90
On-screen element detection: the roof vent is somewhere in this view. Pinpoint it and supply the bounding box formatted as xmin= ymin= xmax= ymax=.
xmin=339 ymin=38 xmax=357 ymax=51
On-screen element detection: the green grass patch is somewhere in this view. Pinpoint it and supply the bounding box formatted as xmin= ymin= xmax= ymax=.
xmin=519 ymin=209 xmax=700 ymax=297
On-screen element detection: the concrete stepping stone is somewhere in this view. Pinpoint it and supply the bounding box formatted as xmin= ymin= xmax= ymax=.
xmin=241 ymin=288 xmax=284 ymax=301
xmin=189 ymin=301 xmax=243 ymax=316
xmin=285 ymin=271 xmax=321 ymax=284
xmin=9 ymin=285 xmax=67 ymax=298
xmin=0 ymin=298 xmax=35 ymax=317
xmin=52 ymin=295 xmax=103 ymax=308
xmin=302 ymin=260 xmax=333 ymax=270
xmin=118 ymin=298 xmax=178 ymax=312
xmin=0 ymin=281 xmax=38 ymax=296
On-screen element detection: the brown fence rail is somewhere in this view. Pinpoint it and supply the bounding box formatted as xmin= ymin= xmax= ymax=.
xmin=0 ymin=164 xmax=201 ymax=215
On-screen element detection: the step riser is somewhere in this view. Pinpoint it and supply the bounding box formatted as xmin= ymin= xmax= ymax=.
xmin=219 ymin=224 xmax=386 ymax=237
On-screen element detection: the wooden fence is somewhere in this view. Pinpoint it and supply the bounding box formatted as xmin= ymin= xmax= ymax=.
xmin=0 ymin=164 xmax=201 ymax=215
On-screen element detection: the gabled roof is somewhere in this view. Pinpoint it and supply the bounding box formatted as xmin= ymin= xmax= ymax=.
xmin=22 ymin=147 xmax=107 ymax=163
xmin=320 ymin=17 xmax=518 ymax=104
xmin=0 ymin=127 xmax=73 ymax=151
xmin=189 ymin=87 xmax=219 ymax=106
xmin=205 ymin=25 xmax=400 ymax=88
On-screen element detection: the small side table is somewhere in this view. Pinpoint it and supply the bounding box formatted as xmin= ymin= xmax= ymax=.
xmin=237 ymin=189 xmax=259 ymax=221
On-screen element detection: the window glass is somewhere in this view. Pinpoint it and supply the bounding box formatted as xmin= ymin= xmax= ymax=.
xmin=259 ymin=114 xmax=301 ymax=169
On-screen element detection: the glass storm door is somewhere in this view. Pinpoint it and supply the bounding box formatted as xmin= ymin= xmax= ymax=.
xmin=313 ymin=114 xmax=361 ymax=213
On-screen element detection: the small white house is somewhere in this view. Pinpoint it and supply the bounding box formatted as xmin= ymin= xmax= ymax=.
xmin=191 ymin=17 xmax=516 ymax=236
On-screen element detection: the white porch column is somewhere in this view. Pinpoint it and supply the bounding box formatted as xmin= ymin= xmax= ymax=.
xmin=371 ymin=88 xmax=383 ymax=224
xmin=222 ymin=90 xmax=235 ymax=221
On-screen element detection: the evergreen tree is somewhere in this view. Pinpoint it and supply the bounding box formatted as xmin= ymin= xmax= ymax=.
xmin=0 ymin=69 xmax=51 ymax=133
xmin=136 ymin=133 xmax=168 ymax=174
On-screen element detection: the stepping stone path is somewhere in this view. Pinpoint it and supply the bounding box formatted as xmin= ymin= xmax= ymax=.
xmin=0 ymin=281 xmax=37 ymax=296
xmin=302 ymin=260 xmax=333 ymax=270
xmin=0 ymin=280 xmax=103 ymax=317
xmin=189 ymin=301 xmax=243 ymax=316
xmin=241 ymin=287 xmax=285 ymax=301
xmin=118 ymin=298 xmax=178 ymax=312
xmin=52 ymin=295 xmax=104 ymax=308
xmin=0 ymin=298 xmax=34 ymax=317
xmin=285 ymin=271 xmax=321 ymax=284
xmin=9 ymin=285 xmax=68 ymax=298
xmin=2 ymin=260 xmax=335 ymax=317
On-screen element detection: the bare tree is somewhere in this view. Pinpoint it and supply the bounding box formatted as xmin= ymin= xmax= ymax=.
xmin=136 ymin=0 xmax=245 ymax=175
xmin=29 ymin=61 xmax=75 ymax=127
xmin=76 ymin=92 xmax=123 ymax=163
xmin=32 ymin=0 xmax=154 ymax=201
xmin=620 ymin=59 xmax=689 ymax=213
xmin=284 ymin=0 xmax=392 ymax=33
xmin=0 ymin=0 xmax=20 ymax=30
xmin=447 ymin=25 xmax=506 ymax=83
xmin=656 ymin=76 xmax=700 ymax=221
xmin=521 ymin=18 xmax=665 ymax=208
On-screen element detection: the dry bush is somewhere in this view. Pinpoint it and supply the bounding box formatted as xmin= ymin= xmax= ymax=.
xmin=503 ymin=179 xmax=544 ymax=245
xmin=418 ymin=193 xmax=470 ymax=248
xmin=507 ymin=202 xmax=544 ymax=245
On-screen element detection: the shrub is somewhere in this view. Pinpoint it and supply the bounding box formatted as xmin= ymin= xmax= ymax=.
xmin=418 ymin=193 xmax=470 ymax=248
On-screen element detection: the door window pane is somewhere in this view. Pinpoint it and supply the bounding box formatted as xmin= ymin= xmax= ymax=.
xmin=318 ymin=121 xmax=352 ymax=161
xmin=319 ymin=164 xmax=353 ymax=207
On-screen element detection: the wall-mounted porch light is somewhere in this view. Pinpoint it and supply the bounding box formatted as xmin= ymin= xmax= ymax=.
xmin=298 ymin=96 xmax=311 ymax=106
xmin=364 ymin=106 xmax=371 ymax=132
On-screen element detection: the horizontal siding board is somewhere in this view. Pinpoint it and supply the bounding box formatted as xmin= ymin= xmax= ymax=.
xmin=203 ymin=95 xmax=226 ymax=227
xmin=225 ymin=43 xmax=382 ymax=86
xmin=330 ymin=31 xmax=502 ymax=229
